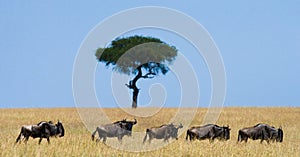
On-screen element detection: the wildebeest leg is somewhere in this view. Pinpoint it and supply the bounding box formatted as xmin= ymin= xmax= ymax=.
xmin=47 ymin=137 xmax=50 ymax=144
xmin=185 ymin=130 xmax=189 ymax=141
xmin=265 ymin=137 xmax=271 ymax=144
xmin=148 ymin=135 xmax=153 ymax=144
xmin=163 ymin=134 xmax=170 ymax=143
xmin=265 ymin=133 xmax=271 ymax=144
xmin=260 ymin=138 xmax=264 ymax=144
xmin=260 ymin=134 xmax=266 ymax=144
xmin=240 ymin=135 xmax=247 ymax=143
xmin=237 ymin=135 xmax=241 ymax=143
xmin=260 ymin=128 xmax=268 ymax=144
xmin=263 ymin=138 xmax=270 ymax=144
xmin=95 ymin=130 xmax=102 ymax=143
xmin=96 ymin=136 xmax=103 ymax=142
xmin=186 ymin=130 xmax=193 ymax=142
xmin=211 ymin=135 xmax=218 ymax=143
xmin=237 ymin=135 xmax=245 ymax=144
xmin=91 ymin=129 xmax=98 ymax=141
xmin=238 ymin=130 xmax=248 ymax=142
xmin=24 ymin=136 xmax=29 ymax=144
xmin=102 ymin=136 xmax=107 ymax=144
xmin=238 ymin=130 xmax=247 ymax=143
xmin=38 ymin=138 xmax=43 ymax=144
xmin=118 ymin=135 xmax=123 ymax=144
xmin=190 ymin=133 xmax=195 ymax=141
xmin=96 ymin=134 xmax=102 ymax=143
xmin=163 ymin=137 xmax=169 ymax=143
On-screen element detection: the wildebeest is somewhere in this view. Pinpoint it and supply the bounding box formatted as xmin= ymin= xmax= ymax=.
xmin=91 ymin=118 xmax=137 ymax=144
xmin=16 ymin=120 xmax=65 ymax=144
xmin=143 ymin=123 xmax=183 ymax=144
xmin=186 ymin=124 xmax=231 ymax=142
xmin=237 ymin=123 xmax=283 ymax=143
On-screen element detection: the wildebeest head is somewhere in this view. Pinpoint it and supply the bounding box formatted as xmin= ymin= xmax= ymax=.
xmin=56 ymin=120 xmax=65 ymax=137
xmin=125 ymin=118 xmax=137 ymax=136
xmin=257 ymin=123 xmax=283 ymax=143
xmin=114 ymin=118 xmax=137 ymax=136
xmin=169 ymin=123 xmax=183 ymax=140
xmin=37 ymin=120 xmax=64 ymax=137
xmin=222 ymin=125 xmax=231 ymax=140
xmin=276 ymin=127 xmax=283 ymax=142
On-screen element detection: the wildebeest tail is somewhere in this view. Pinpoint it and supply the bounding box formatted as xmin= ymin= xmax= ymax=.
xmin=143 ymin=129 xmax=150 ymax=144
xmin=185 ymin=130 xmax=190 ymax=141
xmin=15 ymin=128 xmax=23 ymax=143
xmin=91 ymin=128 xmax=98 ymax=141
xmin=237 ymin=130 xmax=243 ymax=142
xmin=16 ymin=126 xmax=28 ymax=143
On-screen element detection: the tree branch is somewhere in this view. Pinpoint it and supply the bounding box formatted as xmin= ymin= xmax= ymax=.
xmin=141 ymin=72 xmax=156 ymax=79
xmin=125 ymin=64 xmax=160 ymax=91
xmin=125 ymin=81 xmax=133 ymax=89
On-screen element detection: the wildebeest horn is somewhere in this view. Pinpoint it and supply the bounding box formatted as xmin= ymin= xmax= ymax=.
xmin=134 ymin=118 xmax=137 ymax=124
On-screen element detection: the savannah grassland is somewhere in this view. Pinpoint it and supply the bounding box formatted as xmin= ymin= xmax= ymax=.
xmin=0 ymin=107 xmax=299 ymax=157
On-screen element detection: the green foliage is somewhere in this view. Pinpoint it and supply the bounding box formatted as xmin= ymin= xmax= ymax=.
xmin=95 ymin=35 xmax=177 ymax=75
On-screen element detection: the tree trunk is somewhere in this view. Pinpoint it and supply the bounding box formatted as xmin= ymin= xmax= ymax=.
xmin=126 ymin=67 xmax=142 ymax=108
xmin=132 ymin=87 xmax=139 ymax=108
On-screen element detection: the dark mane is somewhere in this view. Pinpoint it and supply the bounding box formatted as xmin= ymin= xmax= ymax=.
xmin=37 ymin=121 xmax=53 ymax=126
xmin=157 ymin=124 xmax=170 ymax=128
xmin=253 ymin=123 xmax=263 ymax=127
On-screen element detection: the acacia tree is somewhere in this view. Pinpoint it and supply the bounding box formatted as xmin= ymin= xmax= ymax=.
xmin=95 ymin=35 xmax=177 ymax=108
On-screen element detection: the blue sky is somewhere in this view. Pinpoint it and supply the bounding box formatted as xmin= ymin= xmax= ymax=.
xmin=1 ymin=1 xmax=299 ymax=108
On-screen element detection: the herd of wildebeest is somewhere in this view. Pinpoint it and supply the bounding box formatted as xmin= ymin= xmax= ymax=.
xmin=15 ymin=118 xmax=283 ymax=145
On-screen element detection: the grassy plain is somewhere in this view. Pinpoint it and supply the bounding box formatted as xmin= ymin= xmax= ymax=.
xmin=0 ymin=107 xmax=299 ymax=157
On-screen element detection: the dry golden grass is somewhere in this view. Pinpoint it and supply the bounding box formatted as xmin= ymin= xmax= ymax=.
xmin=0 ymin=107 xmax=299 ymax=156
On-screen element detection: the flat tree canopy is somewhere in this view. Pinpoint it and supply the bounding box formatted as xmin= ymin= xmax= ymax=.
xmin=95 ymin=35 xmax=178 ymax=108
